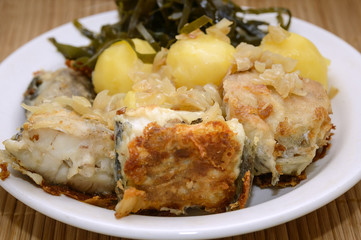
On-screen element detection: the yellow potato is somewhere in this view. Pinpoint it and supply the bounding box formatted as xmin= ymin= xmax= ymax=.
xmin=92 ymin=39 xmax=155 ymax=94
xmin=261 ymin=28 xmax=329 ymax=89
xmin=166 ymin=34 xmax=235 ymax=88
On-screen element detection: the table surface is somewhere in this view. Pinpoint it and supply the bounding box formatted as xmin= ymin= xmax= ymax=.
xmin=1 ymin=0 xmax=360 ymax=239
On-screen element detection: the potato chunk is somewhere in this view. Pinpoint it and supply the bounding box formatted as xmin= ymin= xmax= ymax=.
xmin=261 ymin=26 xmax=329 ymax=88
xmin=92 ymin=39 xmax=155 ymax=94
xmin=166 ymin=34 xmax=235 ymax=88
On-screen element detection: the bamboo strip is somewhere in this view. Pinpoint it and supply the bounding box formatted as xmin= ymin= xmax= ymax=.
xmin=335 ymin=195 xmax=357 ymax=239
xmin=286 ymin=220 xmax=300 ymax=240
xmin=296 ymin=215 xmax=312 ymax=239
xmin=98 ymin=234 xmax=112 ymax=240
xmin=0 ymin=194 xmax=17 ymax=240
xmin=247 ymin=233 xmax=260 ymax=240
xmin=265 ymin=226 xmax=277 ymax=240
xmin=109 ymin=236 xmax=123 ymax=240
xmin=275 ymin=223 xmax=289 ymax=240
xmin=53 ymin=220 xmax=66 ymax=240
xmin=30 ymin=212 xmax=46 ymax=240
xmin=8 ymin=200 xmax=27 ymax=240
xmin=0 ymin=187 xmax=8 ymax=216
xmin=64 ymin=224 xmax=77 ymax=239
xmin=253 ymin=229 xmax=267 ymax=240
xmin=317 ymin=205 xmax=335 ymax=240
xmin=19 ymin=206 xmax=36 ymax=240
xmin=232 ymin=235 xmax=243 ymax=240
xmin=75 ymin=228 xmax=88 ymax=239
xmin=327 ymin=201 xmax=346 ymax=239
xmin=344 ymin=188 xmax=361 ymax=237
xmin=306 ymin=210 xmax=323 ymax=240
xmin=235 ymin=232 xmax=256 ymax=240
xmin=353 ymin=183 xmax=361 ymax=208
xmin=41 ymin=217 xmax=56 ymax=240
xmin=87 ymin=231 xmax=100 ymax=240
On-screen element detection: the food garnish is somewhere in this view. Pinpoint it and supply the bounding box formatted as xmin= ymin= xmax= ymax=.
xmin=49 ymin=0 xmax=291 ymax=75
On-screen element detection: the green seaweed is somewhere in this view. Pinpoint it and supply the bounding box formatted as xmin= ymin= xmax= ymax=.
xmin=50 ymin=0 xmax=291 ymax=74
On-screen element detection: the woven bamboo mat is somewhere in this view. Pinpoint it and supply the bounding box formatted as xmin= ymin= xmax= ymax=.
xmin=1 ymin=184 xmax=361 ymax=239
xmin=1 ymin=0 xmax=361 ymax=239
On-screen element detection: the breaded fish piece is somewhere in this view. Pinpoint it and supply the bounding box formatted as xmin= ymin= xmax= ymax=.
xmin=114 ymin=106 xmax=253 ymax=218
xmin=2 ymin=102 xmax=115 ymax=194
xmin=24 ymin=68 xmax=95 ymax=110
xmin=223 ymin=70 xmax=333 ymax=185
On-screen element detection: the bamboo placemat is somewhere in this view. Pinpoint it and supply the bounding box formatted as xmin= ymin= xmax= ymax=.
xmin=1 ymin=0 xmax=361 ymax=239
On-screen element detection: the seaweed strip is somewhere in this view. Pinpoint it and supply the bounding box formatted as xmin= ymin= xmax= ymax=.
xmin=50 ymin=0 xmax=292 ymax=75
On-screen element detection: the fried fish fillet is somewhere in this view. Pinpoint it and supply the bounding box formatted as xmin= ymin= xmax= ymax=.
xmin=114 ymin=106 xmax=254 ymax=217
xmin=2 ymin=102 xmax=115 ymax=194
xmin=24 ymin=68 xmax=95 ymax=109
xmin=223 ymin=70 xmax=333 ymax=185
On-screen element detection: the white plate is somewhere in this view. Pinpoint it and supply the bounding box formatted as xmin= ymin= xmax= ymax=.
xmin=1 ymin=10 xmax=361 ymax=240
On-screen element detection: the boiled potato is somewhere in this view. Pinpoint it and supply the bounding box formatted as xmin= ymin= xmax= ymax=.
xmin=92 ymin=39 xmax=155 ymax=94
xmin=166 ymin=34 xmax=235 ymax=88
xmin=261 ymin=27 xmax=329 ymax=88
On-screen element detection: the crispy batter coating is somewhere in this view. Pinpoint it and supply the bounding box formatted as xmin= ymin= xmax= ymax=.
xmin=115 ymin=120 xmax=244 ymax=217
xmin=0 ymin=162 xmax=10 ymax=181
xmin=254 ymin=172 xmax=307 ymax=188
xmin=40 ymin=182 xmax=117 ymax=210
xmin=223 ymin=71 xmax=333 ymax=184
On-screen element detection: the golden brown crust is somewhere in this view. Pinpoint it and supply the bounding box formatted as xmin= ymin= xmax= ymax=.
xmin=313 ymin=138 xmax=333 ymax=162
xmin=238 ymin=170 xmax=252 ymax=208
xmin=254 ymin=172 xmax=307 ymax=188
xmin=0 ymin=162 xmax=10 ymax=181
xmin=277 ymin=117 xmax=292 ymax=136
xmin=117 ymin=120 xmax=243 ymax=216
xmin=115 ymin=187 xmax=147 ymax=218
xmin=258 ymin=102 xmax=273 ymax=120
xmin=41 ymin=182 xmax=117 ymax=210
